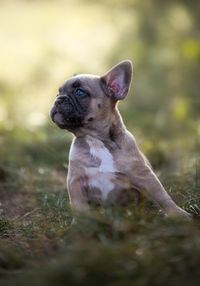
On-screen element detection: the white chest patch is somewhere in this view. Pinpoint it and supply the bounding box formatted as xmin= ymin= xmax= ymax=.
xmin=89 ymin=175 xmax=114 ymax=200
xmin=87 ymin=139 xmax=116 ymax=173
xmin=86 ymin=138 xmax=117 ymax=200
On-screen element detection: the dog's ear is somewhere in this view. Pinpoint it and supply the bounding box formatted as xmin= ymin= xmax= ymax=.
xmin=100 ymin=60 xmax=132 ymax=100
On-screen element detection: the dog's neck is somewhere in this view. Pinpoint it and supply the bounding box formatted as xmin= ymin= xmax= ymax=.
xmin=73 ymin=107 xmax=126 ymax=142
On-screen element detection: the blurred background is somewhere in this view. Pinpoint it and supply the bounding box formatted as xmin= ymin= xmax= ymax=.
xmin=0 ymin=0 xmax=200 ymax=183
xmin=0 ymin=1 xmax=200 ymax=284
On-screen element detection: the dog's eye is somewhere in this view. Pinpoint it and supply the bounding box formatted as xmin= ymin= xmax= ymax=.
xmin=75 ymin=89 xmax=87 ymax=97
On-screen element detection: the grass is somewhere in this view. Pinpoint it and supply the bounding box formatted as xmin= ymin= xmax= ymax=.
xmin=0 ymin=128 xmax=200 ymax=286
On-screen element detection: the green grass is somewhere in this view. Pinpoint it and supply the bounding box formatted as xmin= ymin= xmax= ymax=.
xmin=0 ymin=128 xmax=200 ymax=285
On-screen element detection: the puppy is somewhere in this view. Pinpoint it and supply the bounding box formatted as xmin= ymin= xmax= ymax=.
xmin=50 ymin=60 xmax=191 ymax=219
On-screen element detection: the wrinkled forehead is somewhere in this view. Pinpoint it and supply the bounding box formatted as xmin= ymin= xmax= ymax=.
xmin=58 ymin=74 xmax=101 ymax=94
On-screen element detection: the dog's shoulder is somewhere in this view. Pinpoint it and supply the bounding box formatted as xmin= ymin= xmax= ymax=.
xmin=69 ymin=137 xmax=90 ymax=160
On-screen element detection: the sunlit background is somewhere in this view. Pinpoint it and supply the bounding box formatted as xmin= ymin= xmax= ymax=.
xmin=1 ymin=0 xmax=200 ymax=173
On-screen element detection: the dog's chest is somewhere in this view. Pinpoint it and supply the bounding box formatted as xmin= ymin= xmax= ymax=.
xmin=85 ymin=138 xmax=117 ymax=200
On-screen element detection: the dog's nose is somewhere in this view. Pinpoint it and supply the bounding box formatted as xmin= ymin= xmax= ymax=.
xmin=55 ymin=95 xmax=67 ymax=106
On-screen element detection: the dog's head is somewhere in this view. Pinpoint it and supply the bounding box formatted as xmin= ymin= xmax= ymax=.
xmin=50 ymin=60 xmax=132 ymax=134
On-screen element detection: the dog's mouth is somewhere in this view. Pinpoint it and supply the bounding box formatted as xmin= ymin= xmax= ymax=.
xmin=52 ymin=111 xmax=66 ymax=128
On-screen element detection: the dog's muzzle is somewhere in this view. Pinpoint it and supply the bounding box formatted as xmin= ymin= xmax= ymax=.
xmin=50 ymin=95 xmax=84 ymax=130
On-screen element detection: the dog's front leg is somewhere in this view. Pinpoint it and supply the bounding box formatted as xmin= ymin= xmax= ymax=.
xmin=67 ymin=178 xmax=89 ymax=213
xmin=131 ymin=165 xmax=191 ymax=219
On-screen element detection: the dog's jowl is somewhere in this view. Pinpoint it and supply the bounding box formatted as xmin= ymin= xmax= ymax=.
xmin=50 ymin=60 xmax=191 ymax=219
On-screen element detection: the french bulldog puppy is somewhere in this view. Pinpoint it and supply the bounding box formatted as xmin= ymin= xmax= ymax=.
xmin=50 ymin=60 xmax=191 ymax=219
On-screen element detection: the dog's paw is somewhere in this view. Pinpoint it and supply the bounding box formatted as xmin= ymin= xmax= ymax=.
xmin=167 ymin=207 xmax=192 ymax=221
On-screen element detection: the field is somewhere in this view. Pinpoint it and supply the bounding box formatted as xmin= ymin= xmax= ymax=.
xmin=0 ymin=0 xmax=200 ymax=285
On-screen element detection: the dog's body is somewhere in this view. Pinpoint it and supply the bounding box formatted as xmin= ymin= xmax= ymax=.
xmin=50 ymin=60 xmax=191 ymax=219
